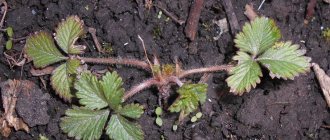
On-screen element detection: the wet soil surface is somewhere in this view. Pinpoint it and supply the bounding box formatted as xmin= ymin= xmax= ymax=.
xmin=0 ymin=0 xmax=330 ymax=139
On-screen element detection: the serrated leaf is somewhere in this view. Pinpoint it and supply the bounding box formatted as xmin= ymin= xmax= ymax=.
xmin=257 ymin=41 xmax=311 ymax=79
xmin=100 ymin=72 xmax=125 ymax=110
xmin=226 ymin=51 xmax=262 ymax=95
xmin=117 ymin=104 xmax=144 ymax=119
xmin=169 ymin=83 xmax=207 ymax=114
xmin=25 ymin=31 xmax=65 ymax=68
xmin=75 ymin=72 xmax=108 ymax=110
xmin=235 ymin=17 xmax=281 ymax=56
xmin=106 ymin=115 xmax=144 ymax=140
xmin=55 ymin=16 xmax=85 ymax=54
xmin=60 ymin=107 xmax=109 ymax=140
xmin=51 ymin=59 xmax=80 ymax=101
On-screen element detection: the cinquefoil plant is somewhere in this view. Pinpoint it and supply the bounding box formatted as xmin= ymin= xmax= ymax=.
xmin=25 ymin=15 xmax=311 ymax=140
xmin=60 ymin=71 xmax=144 ymax=140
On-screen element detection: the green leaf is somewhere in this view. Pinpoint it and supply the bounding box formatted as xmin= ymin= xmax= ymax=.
xmin=169 ymin=83 xmax=207 ymax=114
xmin=60 ymin=107 xmax=109 ymax=140
xmin=226 ymin=51 xmax=262 ymax=94
xmin=235 ymin=17 xmax=281 ymax=56
xmin=6 ymin=27 xmax=13 ymax=37
xmin=75 ymin=72 xmax=108 ymax=110
xmin=106 ymin=115 xmax=144 ymax=140
xmin=117 ymin=103 xmax=144 ymax=119
xmin=6 ymin=40 xmax=13 ymax=50
xmin=100 ymin=72 xmax=125 ymax=110
xmin=155 ymin=117 xmax=163 ymax=126
xmin=51 ymin=59 xmax=80 ymax=101
xmin=55 ymin=16 xmax=85 ymax=54
xmin=257 ymin=41 xmax=311 ymax=79
xmin=25 ymin=31 xmax=65 ymax=68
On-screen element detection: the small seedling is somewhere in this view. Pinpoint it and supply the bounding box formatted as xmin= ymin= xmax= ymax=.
xmin=60 ymin=72 xmax=144 ymax=140
xmin=39 ymin=134 xmax=49 ymax=140
xmin=190 ymin=112 xmax=202 ymax=123
xmin=322 ymin=28 xmax=330 ymax=41
xmin=172 ymin=124 xmax=178 ymax=131
xmin=155 ymin=107 xmax=163 ymax=126
xmin=5 ymin=27 xmax=13 ymax=50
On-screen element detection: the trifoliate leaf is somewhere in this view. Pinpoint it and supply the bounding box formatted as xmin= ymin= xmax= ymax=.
xmin=60 ymin=107 xmax=109 ymax=140
xmin=25 ymin=31 xmax=65 ymax=68
xmin=117 ymin=103 xmax=144 ymax=119
xmin=55 ymin=16 xmax=85 ymax=54
xmin=169 ymin=83 xmax=207 ymax=114
xmin=100 ymin=72 xmax=125 ymax=110
xmin=106 ymin=115 xmax=144 ymax=140
xmin=235 ymin=17 xmax=281 ymax=56
xmin=226 ymin=51 xmax=262 ymax=95
xmin=257 ymin=41 xmax=311 ymax=79
xmin=75 ymin=72 xmax=108 ymax=110
xmin=51 ymin=59 xmax=80 ymax=101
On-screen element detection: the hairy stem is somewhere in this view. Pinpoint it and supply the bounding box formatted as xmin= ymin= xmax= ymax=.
xmin=168 ymin=76 xmax=183 ymax=87
xmin=80 ymin=57 xmax=150 ymax=70
xmin=123 ymin=78 xmax=159 ymax=101
xmin=178 ymin=65 xmax=234 ymax=78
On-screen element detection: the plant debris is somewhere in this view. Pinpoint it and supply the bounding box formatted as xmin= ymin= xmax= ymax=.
xmin=304 ymin=0 xmax=317 ymax=24
xmin=0 ymin=80 xmax=29 ymax=137
xmin=185 ymin=0 xmax=204 ymax=41
xmin=244 ymin=4 xmax=258 ymax=21
xmin=312 ymin=63 xmax=330 ymax=107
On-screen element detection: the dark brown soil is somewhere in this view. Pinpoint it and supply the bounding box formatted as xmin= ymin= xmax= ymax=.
xmin=1 ymin=0 xmax=330 ymax=139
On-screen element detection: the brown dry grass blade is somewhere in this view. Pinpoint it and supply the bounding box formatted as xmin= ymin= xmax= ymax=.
xmin=312 ymin=63 xmax=330 ymax=107
xmin=244 ymin=4 xmax=258 ymax=21
xmin=0 ymin=80 xmax=29 ymax=137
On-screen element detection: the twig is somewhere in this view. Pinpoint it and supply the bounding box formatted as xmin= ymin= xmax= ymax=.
xmin=304 ymin=0 xmax=317 ymax=24
xmin=178 ymin=65 xmax=233 ymax=79
xmin=88 ymin=27 xmax=103 ymax=53
xmin=30 ymin=66 xmax=55 ymax=76
xmin=185 ymin=0 xmax=204 ymax=41
xmin=0 ymin=0 xmax=8 ymax=28
xmin=80 ymin=57 xmax=150 ymax=70
xmin=312 ymin=63 xmax=330 ymax=107
xmin=245 ymin=4 xmax=258 ymax=21
xmin=222 ymin=0 xmax=240 ymax=35
xmin=155 ymin=2 xmax=185 ymax=25
xmin=257 ymin=0 xmax=266 ymax=10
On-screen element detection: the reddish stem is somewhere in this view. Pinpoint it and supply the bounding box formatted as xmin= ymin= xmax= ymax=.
xmin=123 ymin=78 xmax=159 ymax=101
xmin=178 ymin=65 xmax=233 ymax=78
xmin=80 ymin=57 xmax=150 ymax=70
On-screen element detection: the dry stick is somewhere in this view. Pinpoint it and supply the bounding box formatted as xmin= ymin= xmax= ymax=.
xmin=80 ymin=57 xmax=150 ymax=70
xmin=245 ymin=4 xmax=258 ymax=21
xmin=222 ymin=0 xmax=240 ymax=35
xmin=88 ymin=27 xmax=103 ymax=53
xmin=0 ymin=0 xmax=8 ymax=28
xmin=304 ymin=0 xmax=317 ymax=24
xmin=185 ymin=0 xmax=204 ymax=41
xmin=155 ymin=2 xmax=185 ymax=25
xmin=178 ymin=65 xmax=233 ymax=79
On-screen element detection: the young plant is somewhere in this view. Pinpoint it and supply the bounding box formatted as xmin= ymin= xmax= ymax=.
xmin=226 ymin=17 xmax=310 ymax=94
xmin=60 ymin=71 xmax=144 ymax=140
xmin=25 ymin=16 xmax=150 ymax=102
xmin=155 ymin=107 xmax=163 ymax=126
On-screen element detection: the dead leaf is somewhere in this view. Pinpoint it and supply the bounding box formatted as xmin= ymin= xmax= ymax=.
xmin=324 ymin=0 xmax=330 ymax=4
xmin=312 ymin=63 xmax=330 ymax=107
xmin=244 ymin=4 xmax=258 ymax=21
xmin=0 ymin=80 xmax=29 ymax=137
xmin=30 ymin=66 xmax=55 ymax=76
